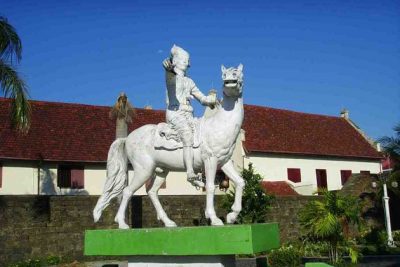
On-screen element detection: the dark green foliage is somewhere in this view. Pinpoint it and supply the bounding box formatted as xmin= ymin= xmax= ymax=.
xmin=300 ymin=241 xmax=331 ymax=257
xmin=378 ymin=123 xmax=400 ymax=196
xmin=223 ymin=163 xmax=274 ymax=224
xmin=267 ymin=245 xmax=301 ymax=267
xmin=0 ymin=16 xmax=30 ymax=133
xmin=379 ymin=123 xmax=400 ymax=170
xmin=45 ymin=255 xmax=61 ymax=265
xmin=8 ymin=259 xmax=42 ymax=267
xmin=7 ymin=256 xmax=61 ymax=267
xmin=298 ymin=190 xmax=362 ymax=265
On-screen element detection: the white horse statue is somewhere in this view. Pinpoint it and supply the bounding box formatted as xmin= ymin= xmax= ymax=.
xmin=93 ymin=64 xmax=245 ymax=229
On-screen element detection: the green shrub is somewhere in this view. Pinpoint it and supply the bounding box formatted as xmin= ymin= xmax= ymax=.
xmin=8 ymin=259 xmax=42 ymax=267
xmin=7 ymin=255 xmax=62 ymax=267
xmin=393 ymin=230 xmax=400 ymax=243
xmin=222 ymin=163 xmax=274 ymax=224
xmin=298 ymin=190 xmax=362 ymax=265
xmin=301 ymin=241 xmax=331 ymax=257
xmin=267 ymin=245 xmax=301 ymax=267
xmin=45 ymin=255 xmax=61 ymax=265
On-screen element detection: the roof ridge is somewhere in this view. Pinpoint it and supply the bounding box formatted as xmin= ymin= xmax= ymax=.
xmin=244 ymin=104 xmax=340 ymax=119
xmin=0 ymin=97 xmax=165 ymax=113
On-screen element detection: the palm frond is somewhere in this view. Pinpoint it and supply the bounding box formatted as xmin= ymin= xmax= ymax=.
xmin=315 ymin=212 xmax=339 ymax=237
xmin=0 ymin=16 xmax=22 ymax=63
xmin=110 ymin=93 xmax=135 ymax=123
xmin=394 ymin=123 xmax=400 ymax=137
xmin=0 ymin=59 xmax=31 ymax=132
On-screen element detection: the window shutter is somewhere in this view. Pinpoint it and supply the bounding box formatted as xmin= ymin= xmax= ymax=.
xmin=340 ymin=170 xmax=352 ymax=185
xmin=287 ymin=168 xmax=301 ymax=183
xmin=71 ymin=167 xmax=84 ymax=189
xmin=0 ymin=163 xmax=2 ymax=188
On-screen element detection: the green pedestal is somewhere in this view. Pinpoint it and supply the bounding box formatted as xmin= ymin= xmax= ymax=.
xmin=85 ymin=223 xmax=279 ymax=256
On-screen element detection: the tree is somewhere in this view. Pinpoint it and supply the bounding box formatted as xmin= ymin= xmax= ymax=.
xmin=109 ymin=92 xmax=135 ymax=139
xmin=0 ymin=16 xmax=31 ymax=133
xmin=298 ymin=190 xmax=362 ymax=265
xmin=378 ymin=123 xmax=400 ymax=195
xmin=379 ymin=123 xmax=400 ymax=170
xmin=223 ymin=163 xmax=274 ymax=224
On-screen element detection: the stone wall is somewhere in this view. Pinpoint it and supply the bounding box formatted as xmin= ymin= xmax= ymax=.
xmin=0 ymin=195 xmax=315 ymax=266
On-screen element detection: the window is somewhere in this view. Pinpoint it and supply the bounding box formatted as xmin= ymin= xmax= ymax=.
xmin=340 ymin=170 xmax=352 ymax=185
xmin=287 ymin=168 xmax=301 ymax=183
xmin=316 ymin=169 xmax=327 ymax=192
xmin=57 ymin=165 xmax=84 ymax=189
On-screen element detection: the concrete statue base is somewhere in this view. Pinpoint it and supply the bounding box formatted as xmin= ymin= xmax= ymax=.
xmin=85 ymin=223 xmax=279 ymax=267
xmin=127 ymin=255 xmax=234 ymax=267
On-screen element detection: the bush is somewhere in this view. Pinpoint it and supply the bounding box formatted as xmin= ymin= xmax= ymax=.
xmin=301 ymin=241 xmax=331 ymax=257
xmin=8 ymin=256 xmax=62 ymax=267
xmin=267 ymin=245 xmax=301 ymax=267
xmin=45 ymin=256 xmax=61 ymax=265
xmin=298 ymin=190 xmax=362 ymax=265
xmin=393 ymin=230 xmax=400 ymax=244
xmin=222 ymin=163 xmax=274 ymax=224
xmin=8 ymin=259 xmax=41 ymax=267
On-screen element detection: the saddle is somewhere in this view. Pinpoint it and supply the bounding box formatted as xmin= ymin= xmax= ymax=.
xmin=154 ymin=118 xmax=202 ymax=150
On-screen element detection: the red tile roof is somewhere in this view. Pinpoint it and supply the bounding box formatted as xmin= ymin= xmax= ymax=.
xmin=261 ymin=181 xmax=299 ymax=196
xmin=0 ymin=98 xmax=164 ymax=162
xmin=243 ymin=105 xmax=381 ymax=159
xmin=0 ymin=98 xmax=381 ymax=162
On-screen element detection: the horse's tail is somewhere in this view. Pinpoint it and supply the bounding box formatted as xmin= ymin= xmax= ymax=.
xmin=93 ymin=138 xmax=128 ymax=223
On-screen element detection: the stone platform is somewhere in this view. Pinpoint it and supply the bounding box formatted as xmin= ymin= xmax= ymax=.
xmin=85 ymin=223 xmax=279 ymax=266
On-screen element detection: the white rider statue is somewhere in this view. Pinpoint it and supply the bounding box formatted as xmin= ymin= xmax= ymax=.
xmin=162 ymin=45 xmax=217 ymax=187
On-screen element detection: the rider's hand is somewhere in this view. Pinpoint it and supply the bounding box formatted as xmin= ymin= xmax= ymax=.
xmin=207 ymin=91 xmax=218 ymax=109
xmin=162 ymin=58 xmax=173 ymax=72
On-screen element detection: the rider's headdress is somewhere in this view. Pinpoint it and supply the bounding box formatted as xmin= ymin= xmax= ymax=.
xmin=171 ymin=44 xmax=189 ymax=59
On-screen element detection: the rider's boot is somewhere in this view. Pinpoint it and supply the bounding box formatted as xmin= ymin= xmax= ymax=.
xmin=183 ymin=146 xmax=204 ymax=188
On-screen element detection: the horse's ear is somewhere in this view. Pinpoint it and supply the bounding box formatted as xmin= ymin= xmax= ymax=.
xmin=221 ymin=65 xmax=226 ymax=73
xmin=237 ymin=64 xmax=243 ymax=72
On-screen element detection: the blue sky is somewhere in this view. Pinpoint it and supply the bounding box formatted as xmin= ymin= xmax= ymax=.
xmin=2 ymin=0 xmax=399 ymax=139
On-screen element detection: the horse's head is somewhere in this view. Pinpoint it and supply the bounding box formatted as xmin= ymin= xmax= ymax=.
xmin=221 ymin=64 xmax=243 ymax=97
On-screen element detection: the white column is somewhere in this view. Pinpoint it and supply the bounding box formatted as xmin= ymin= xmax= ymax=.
xmin=382 ymin=182 xmax=395 ymax=247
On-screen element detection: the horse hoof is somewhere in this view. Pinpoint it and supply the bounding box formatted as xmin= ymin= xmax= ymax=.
xmin=226 ymin=212 xmax=237 ymax=224
xmin=165 ymin=221 xmax=177 ymax=227
xmin=118 ymin=222 xmax=130 ymax=229
xmin=93 ymin=209 xmax=101 ymax=223
xmin=211 ymin=217 xmax=224 ymax=226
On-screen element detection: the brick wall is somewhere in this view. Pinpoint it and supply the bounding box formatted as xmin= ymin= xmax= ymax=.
xmin=0 ymin=195 xmax=315 ymax=266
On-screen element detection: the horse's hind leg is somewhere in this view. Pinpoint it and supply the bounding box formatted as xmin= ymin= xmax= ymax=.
xmin=147 ymin=171 xmax=177 ymax=227
xmin=115 ymin=165 xmax=154 ymax=229
xmin=221 ymin=160 xmax=245 ymax=224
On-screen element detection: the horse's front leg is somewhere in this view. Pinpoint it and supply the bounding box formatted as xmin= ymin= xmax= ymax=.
xmin=204 ymin=156 xmax=224 ymax=226
xmin=147 ymin=171 xmax=177 ymax=227
xmin=221 ymin=160 xmax=245 ymax=224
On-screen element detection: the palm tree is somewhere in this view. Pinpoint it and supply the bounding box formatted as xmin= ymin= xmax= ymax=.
xmin=298 ymin=190 xmax=361 ymax=264
xmin=0 ymin=16 xmax=31 ymax=133
xmin=109 ymin=92 xmax=135 ymax=139
xmin=378 ymin=123 xmax=400 ymax=196
xmin=379 ymin=123 xmax=400 ymax=171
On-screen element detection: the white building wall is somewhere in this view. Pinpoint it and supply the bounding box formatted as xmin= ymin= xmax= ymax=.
xmin=0 ymin=162 xmax=228 ymax=196
xmin=84 ymin=166 xmax=106 ymax=195
xmin=245 ymin=154 xmax=380 ymax=195
xmin=0 ymin=162 xmax=38 ymax=195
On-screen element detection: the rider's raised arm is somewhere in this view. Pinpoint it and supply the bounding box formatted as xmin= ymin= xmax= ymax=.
xmin=188 ymin=78 xmax=216 ymax=106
